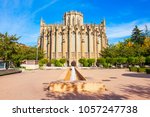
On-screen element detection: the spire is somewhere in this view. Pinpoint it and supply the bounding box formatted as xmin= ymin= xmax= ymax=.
xmin=103 ymin=18 xmax=106 ymax=26
xmin=40 ymin=17 xmax=45 ymax=26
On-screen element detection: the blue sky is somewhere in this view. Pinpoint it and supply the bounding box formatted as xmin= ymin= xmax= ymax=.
xmin=0 ymin=0 xmax=150 ymax=46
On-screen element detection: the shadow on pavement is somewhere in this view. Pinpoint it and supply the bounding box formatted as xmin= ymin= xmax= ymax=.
xmin=41 ymin=91 xmax=129 ymax=100
xmin=122 ymin=73 xmax=150 ymax=79
xmin=121 ymin=84 xmax=150 ymax=99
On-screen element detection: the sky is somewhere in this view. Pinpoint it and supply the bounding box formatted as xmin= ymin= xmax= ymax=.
xmin=0 ymin=0 xmax=150 ymax=46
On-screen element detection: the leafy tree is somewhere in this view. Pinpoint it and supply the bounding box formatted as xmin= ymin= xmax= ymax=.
xmin=0 ymin=32 xmax=44 ymax=67
xmin=0 ymin=32 xmax=19 ymax=61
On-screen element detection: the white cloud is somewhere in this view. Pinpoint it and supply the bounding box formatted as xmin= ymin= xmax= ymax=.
xmin=107 ymin=20 xmax=150 ymax=39
xmin=32 ymin=0 xmax=59 ymax=16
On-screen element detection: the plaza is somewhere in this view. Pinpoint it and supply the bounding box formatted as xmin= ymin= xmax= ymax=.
xmin=0 ymin=68 xmax=149 ymax=100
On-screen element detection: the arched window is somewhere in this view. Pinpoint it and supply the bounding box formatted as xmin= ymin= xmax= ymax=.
xmin=72 ymin=17 xmax=75 ymax=26
xmin=71 ymin=32 xmax=76 ymax=52
xmin=77 ymin=32 xmax=81 ymax=52
xmin=77 ymin=18 xmax=80 ymax=25
xmin=85 ymin=33 xmax=88 ymax=52
xmin=58 ymin=33 xmax=62 ymax=52
xmin=98 ymin=36 xmax=101 ymax=51
xmin=90 ymin=34 xmax=93 ymax=52
xmin=67 ymin=17 xmax=70 ymax=25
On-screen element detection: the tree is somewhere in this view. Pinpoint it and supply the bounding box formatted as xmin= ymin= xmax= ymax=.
xmin=0 ymin=32 xmax=19 ymax=61
xmin=0 ymin=32 xmax=44 ymax=67
xmin=131 ymin=25 xmax=145 ymax=45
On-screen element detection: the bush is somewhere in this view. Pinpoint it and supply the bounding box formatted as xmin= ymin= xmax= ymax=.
xmin=128 ymin=57 xmax=135 ymax=65
xmin=79 ymin=58 xmax=86 ymax=65
xmin=39 ymin=58 xmax=48 ymax=67
xmin=97 ymin=58 xmax=106 ymax=65
xmin=83 ymin=60 xmax=89 ymax=67
xmin=87 ymin=58 xmax=95 ymax=67
xmin=117 ymin=57 xmax=127 ymax=64
xmin=59 ymin=58 xmax=66 ymax=65
xmin=50 ymin=59 xmax=56 ymax=64
xmin=46 ymin=62 xmax=51 ymax=67
xmin=138 ymin=56 xmax=145 ymax=66
xmin=146 ymin=68 xmax=150 ymax=74
xmin=146 ymin=56 xmax=150 ymax=65
xmin=138 ymin=67 xmax=146 ymax=72
xmin=103 ymin=62 xmax=110 ymax=68
xmin=129 ymin=67 xmax=138 ymax=72
xmin=54 ymin=60 xmax=62 ymax=67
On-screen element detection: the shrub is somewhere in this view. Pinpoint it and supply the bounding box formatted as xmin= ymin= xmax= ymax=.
xmin=87 ymin=58 xmax=95 ymax=67
xmin=146 ymin=68 xmax=150 ymax=74
xmin=129 ymin=67 xmax=138 ymax=72
xmin=59 ymin=58 xmax=66 ymax=65
xmin=128 ymin=57 xmax=135 ymax=65
xmin=138 ymin=56 xmax=145 ymax=66
xmin=139 ymin=68 xmax=146 ymax=72
xmin=116 ymin=57 xmax=127 ymax=64
xmin=39 ymin=58 xmax=48 ymax=67
xmin=79 ymin=58 xmax=86 ymax=64
xmin=54 ymin=60 xmax=62 ymax=67
xmin=83 ymin=60 xmax=89 ymax=67
xmin=50 ymin=59 xmax=56 ymax=64
xmin=97 ymin=58 xmax=106 ymax=65
xmin=46 ymin=62 xmax=51 ymax=67
xmin=146 ymin=56 xmax=150 ymax=65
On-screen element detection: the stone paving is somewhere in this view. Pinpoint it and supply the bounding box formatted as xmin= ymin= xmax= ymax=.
xmin=0 ymin=68 xmax=150 ymax=100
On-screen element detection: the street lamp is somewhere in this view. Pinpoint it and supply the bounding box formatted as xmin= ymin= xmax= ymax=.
xmin=36 ymin=36 xmax=40 ymax=61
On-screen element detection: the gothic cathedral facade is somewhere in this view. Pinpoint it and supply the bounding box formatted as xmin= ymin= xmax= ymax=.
xmin=39 ymin=11 xmax=108 ymax=66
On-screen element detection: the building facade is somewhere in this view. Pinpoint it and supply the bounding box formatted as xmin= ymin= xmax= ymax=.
xmin=39 ymin=11 xmax=108 ymax=66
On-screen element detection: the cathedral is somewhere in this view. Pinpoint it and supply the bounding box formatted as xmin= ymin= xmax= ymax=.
xmin=39 ymin=11 xmax=108 ymax=66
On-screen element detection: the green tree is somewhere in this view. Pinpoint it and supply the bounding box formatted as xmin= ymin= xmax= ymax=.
xmin=131 ymin=25 xmax=145 ymax=45
xmin=0 ymin=32 xmax=19 ymax=61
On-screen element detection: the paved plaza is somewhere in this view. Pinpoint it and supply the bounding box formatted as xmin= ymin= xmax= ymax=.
xmin=0 ymin=69 xmax=150 ymax=100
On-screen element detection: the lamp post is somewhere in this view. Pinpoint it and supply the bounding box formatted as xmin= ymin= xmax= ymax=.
xmin=36 ymin=36 xmax=40 ymax=61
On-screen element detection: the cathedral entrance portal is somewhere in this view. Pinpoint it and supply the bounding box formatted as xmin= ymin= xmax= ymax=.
xmin=71 ymin=60 xmax=76 ymax=67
